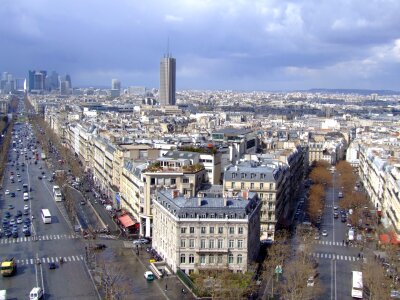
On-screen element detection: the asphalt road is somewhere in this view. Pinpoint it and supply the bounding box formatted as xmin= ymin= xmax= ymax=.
xmin=312 ymin=171 xmax=364 ymax=300
xmin=0 ymin=122 xmax=99 ymax=299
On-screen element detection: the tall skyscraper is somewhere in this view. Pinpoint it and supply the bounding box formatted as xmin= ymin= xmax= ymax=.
xmin=159 ymin=55 xmax=176 ymax=105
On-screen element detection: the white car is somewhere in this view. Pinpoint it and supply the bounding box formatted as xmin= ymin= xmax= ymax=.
xmin=5 ymin=190 xmax=10 ymax=195
xmin=321 ymin=230 xmax=328 ymax=236
xmin=24 ymin=204 xmax=29 ymax=210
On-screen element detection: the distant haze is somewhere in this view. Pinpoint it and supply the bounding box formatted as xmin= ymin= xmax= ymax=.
xmin=1 ymin=0 xmax=400 ymax=91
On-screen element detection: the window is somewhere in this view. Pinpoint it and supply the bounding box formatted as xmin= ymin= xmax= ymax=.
xmin=229 ymin=240 xmax=234 ymax=248
xmin=201 ymin=227 xmax=206 ymax=234
xmin=181 ymin=239 xmax=186 ymax=248
xmin=189 ymin=239 xmax=195 ymax=248
xmin=232 ymin=172 xmax=237 ymax=179
xmin=237 ymin=254 xmax=243 ymax=264
xmin=200 ymin=239 xmax=206 ymax=249
xmin=229 ymin=227 xmax=235 ymax=234
xmin=228 ymin=253 xmax=234 ymax=264
xmin=241 ymin=182 xmax=245 ymax=189
xmin=190 ymin=227 xmax=195 ymax=234
xmin=183 ymin=178 xmax=189 ymax=183
xmin=218 ymin=227 xmax=223 ymax=234
xmin=200 ymin=255 xmax=206 ymax=264
xmin=209 ymin=239 xmax=215 ymax=249
xmin=209 ymin=254 xmax=215 ymax=264
xmin=259 ymin=193 xmax=263 ymax=199
xmin=180 ymin=254 xmax=186 ymax=264
xmin=238 ymin=227 xmax=244 ymax=234
xmin=260 ymin=183 xmax=264 ymax=189
xmin=171 ymin=178 xmax=176 ymax=184
xmin=231 ymin=182 xmax=235 ymax=188
xmin=189 ymin=254 xmax=194 ymax=264
xmin=250 ymin=182 xmax=254 ymax=189
xmin=181 ymin=227 xmax=186 ymax=234
xmin=209 ymin=227 xmax=214 ymax=234
xmin=217 ymin=239 xmax=223 ymax=249
xmin=270 ymin=183 xmax=273 ymax=189
xmin=217 ymin=254 xmax=223 ymax=264
xmin=237 ymin=240 xmax=243 ymax=249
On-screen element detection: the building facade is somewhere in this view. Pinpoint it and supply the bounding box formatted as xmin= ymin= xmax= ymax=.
xmin=152 ymin=189 xmax=261 ymax=274
xmin=159 ymin=56 xmax=176 ymax=105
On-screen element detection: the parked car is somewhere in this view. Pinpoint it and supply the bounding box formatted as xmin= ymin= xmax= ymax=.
xmin=133 ymin=238 xmax=150 ymax=245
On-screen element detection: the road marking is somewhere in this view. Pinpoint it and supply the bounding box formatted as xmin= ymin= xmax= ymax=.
xmin=72 ymin=256 xmax=76 ymax=261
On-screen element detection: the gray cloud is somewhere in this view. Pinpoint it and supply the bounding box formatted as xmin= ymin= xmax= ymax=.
xmin=0 ymin=0 xmax=399 ymax=90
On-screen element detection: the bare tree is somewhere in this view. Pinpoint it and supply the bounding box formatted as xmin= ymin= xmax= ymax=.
xmin=97 ymin=260 xmax=130 ymax=300
xmin=363 ymin=259 xmax=392 ymax=300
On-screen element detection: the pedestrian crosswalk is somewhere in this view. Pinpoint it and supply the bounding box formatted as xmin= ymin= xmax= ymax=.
xmin=312 ymin=252 xmax=364 ymax=262
xmin=15 ymin=255 xmax=85 ymax=266
xmin=0 ymin=233 xmax=79 ymax=245
xmin=315 ymin=240 xmax=358 ymax=247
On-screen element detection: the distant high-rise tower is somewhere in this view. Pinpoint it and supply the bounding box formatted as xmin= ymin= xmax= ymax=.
xmin=110 ymin=79 xmax=121 ymax=98
xmin=159 ymin=55 xmax=176 ymax=105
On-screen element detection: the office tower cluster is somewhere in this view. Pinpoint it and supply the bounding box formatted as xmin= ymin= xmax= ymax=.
xmin=0 ymin=72 xmax=24 ymax=94
xmin=27 ymin=70 xmax=72 ymax=95
xmin=110 ymin=79 xmax=121 ymax=98
xmin=159 ymin=54 xmax=176 ymax=105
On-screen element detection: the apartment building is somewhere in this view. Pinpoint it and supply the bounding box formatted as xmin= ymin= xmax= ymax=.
xmin=223 ymin=160 xmax=288 ymax=241
xmin=152 ymin=189 xmax=261 ymax=274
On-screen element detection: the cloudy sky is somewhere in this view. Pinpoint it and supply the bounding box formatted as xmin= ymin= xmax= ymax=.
xmin=1 ymin=0 xmax=400 ymax=91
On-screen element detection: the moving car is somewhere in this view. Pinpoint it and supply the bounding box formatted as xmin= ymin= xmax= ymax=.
xmin=144 ymin=271 xmax=155 ymax=281
xmin=322 ymin=230 xmax=328 ymax=237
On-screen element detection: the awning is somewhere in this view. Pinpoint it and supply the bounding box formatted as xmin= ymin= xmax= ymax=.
xmin=118 ymin=214 xmax=136 ymax=228
xmin=379 ymin=232 xmax=400 ymax=245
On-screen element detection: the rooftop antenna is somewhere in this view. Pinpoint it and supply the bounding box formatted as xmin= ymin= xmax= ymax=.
xmin=167 ymin=36 xmax=170 ymax=57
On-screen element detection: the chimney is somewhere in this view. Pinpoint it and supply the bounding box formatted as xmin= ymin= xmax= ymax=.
xmin=242 ymin=190 xmax=248 ymax=200
xmin=172 ymin=190 xmax=179 ymax=199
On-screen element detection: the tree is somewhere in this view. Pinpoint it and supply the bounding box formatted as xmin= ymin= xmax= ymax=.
xmin=363 ymin=259 xmax=392 ymax=300
xmin=97 ymin=260 xmax=130 ymax=300
xmin=309 ymin=166 xmax=332 ymax=186
xmin=278 ymin=258 xmax=322 ymax=300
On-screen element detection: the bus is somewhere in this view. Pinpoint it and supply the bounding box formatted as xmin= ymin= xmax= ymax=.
xmin=351 ymin=271 xmax=363 ymax=298
xmin=52 ymin=185 xmax=62 ymax=202
xmin=41 ymin=209 xmax=52 ymax=224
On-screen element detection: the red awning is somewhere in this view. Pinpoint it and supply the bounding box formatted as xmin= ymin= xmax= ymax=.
xmin=118 ymin=214 xmax=136 ymax=228
xmin=379 ymin=232 xmax=400 ymax=245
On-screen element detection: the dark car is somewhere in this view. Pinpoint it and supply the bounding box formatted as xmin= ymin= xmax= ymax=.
xmin=10 ymin=192 xmax=16 ymax=197
xmin=12 ymin=231 xmax=18 ymax=238
xmin=16 ymin=210 xmax=23 ymax=217
xmin=4 ymin=230 xmax=12 ymax=238
xmin=24 ymin=230 xmax=31 ymax=237
xmin=341 ymin=217 xmax=347 ymax=223
xmin=38 ymin=176 xmax=42 ymax=180
xmin=49 ymin=262 xmax=56 ymax=269
xmin=4 ymin=212 xmax=11 ymax=218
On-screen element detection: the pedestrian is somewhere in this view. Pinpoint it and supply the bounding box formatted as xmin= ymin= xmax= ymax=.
xmin=358 ymin=253 xmax=361 ymax=258
xmin=342 ymin=239 xmax=344 ymax=245
xmin=165 ymin=284 xmax=168 ymax=291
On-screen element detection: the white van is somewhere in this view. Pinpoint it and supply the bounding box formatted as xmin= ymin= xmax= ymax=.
xmin=23 ymin=192 xmax=29 ymax=201
xmin=29 ymin=287 xmax=43 ymax=300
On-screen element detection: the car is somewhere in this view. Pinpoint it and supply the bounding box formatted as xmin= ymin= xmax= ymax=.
xmin=24 ymin=204 xmax=29 ymax=210
xmin=18 ymin=178 xmax=22 ymax=182
xmin=24 ymin=209 xmax=29 ymax=215
xmin=4 ymin=212 xmax=11 ymax=218
xmin=38 ymin=176 xmax=42 ymax=180
xmin=10 ymin=192 xmax=15 ymax=197
xmin=133 ymin=238 xmax=150 ymax=245
xmin=321 ymin=230 xmax=328 ymax=236
xmin=17 ymin=187 xmax=21 ymax=191
xmin=144 ymin=271 xmax=155 ymax=281
xmin=314 ymin=234 xmax=320 ymax=240
xmin=307 ymin=276 xmax=315 ymax=287
xmin=49 ymin=262 xmax=57 ymax=269
xmin=8 ymin=204 xmax=14 ymax=210
xmin=334 ymin=212 xmax=339 ymax=218
xmin=341 ymin=217 xmax=347 ymax=223
xmin=12 ymin=231 xmax=18 ymax=238
xmin=5 ymin=190 xmax=10 ymax=195
xmin=43 ymin=175 xmax=46 ymax=179
xmin=17 ymin=217 xmax=23 ymax=224
xmin=4 ymin=230 xmax=11 ymax=238
xmin=333 ymin=206 xmax=338 ymax=210
xmin=41 ymin=171 xmax=45 ymax=175
xmin=23 ymin=224 xmax=30 ymax=231
xmin=9 ymin=219 xmax=16 ymax=225
xmin=16 ymin=210 xmax=22 ymax=217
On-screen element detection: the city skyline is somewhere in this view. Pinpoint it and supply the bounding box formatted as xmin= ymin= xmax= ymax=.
xmin=1 ymin=0 xmax=400 ymax=91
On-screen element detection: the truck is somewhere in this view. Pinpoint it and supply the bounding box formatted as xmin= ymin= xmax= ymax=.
xmin=1 ymin=257 xmax=17 ymax=276
xmin=40 ymin=153 xmax=46 ymax=160
xmin=0 ymin=290 xmax=6 ymax=300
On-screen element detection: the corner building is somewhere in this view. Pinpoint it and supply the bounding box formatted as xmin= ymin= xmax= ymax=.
xmin=152 ymin=190 xmax=261 ymax=275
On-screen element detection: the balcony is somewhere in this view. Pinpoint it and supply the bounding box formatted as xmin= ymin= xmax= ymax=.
xmin=195 ymin=248 xmax=229 ymax=253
